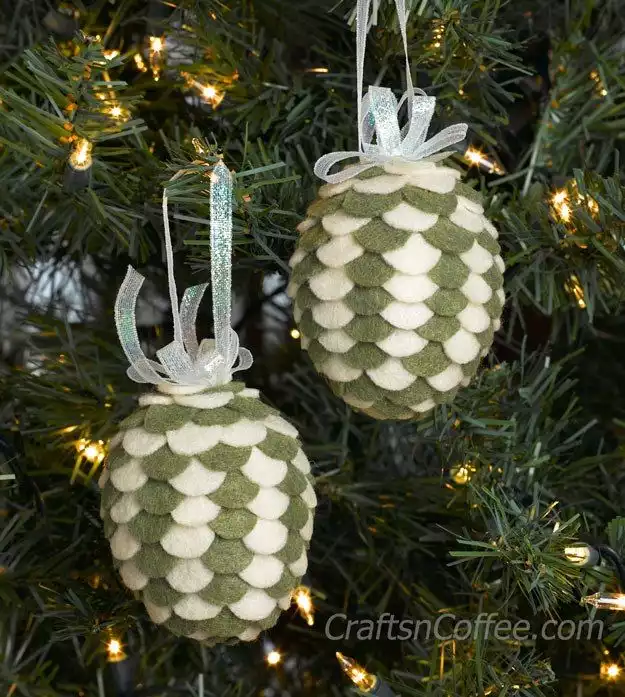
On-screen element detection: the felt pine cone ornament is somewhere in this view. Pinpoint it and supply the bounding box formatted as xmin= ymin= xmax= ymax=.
xmin=288 ymin=160 xmax=505 ymax=420
xmin=99 ymin=383 xmax=315 ymax=645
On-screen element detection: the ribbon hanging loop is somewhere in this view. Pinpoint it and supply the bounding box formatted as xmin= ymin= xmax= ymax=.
xmin=114 ymin=160 xmax=253 ymax=388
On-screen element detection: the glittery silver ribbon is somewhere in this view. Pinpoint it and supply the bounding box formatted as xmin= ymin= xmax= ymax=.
xmin=314 ymin=0 xmax=468 ymax=184
xmin=114 ymin=160 xmax=252 ymax=387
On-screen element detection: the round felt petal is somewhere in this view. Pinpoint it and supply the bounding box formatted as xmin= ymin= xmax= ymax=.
xmin=167 ymin=558 xmax=214 ymax=593
xmin=169 ymin=460 xmax=226 ymax=496
xmin=300 ymin=511 xmax=314 ymax=542
xmin=123 ymin=429 xmax=166 ymax=457
xmin=172 ymin=496 xmax=221 ymax=525
xmin=450 ymin=205 xmax=484 ymax=233
xmin=460 ymin=274 xmax=493 ymax=304
xmin=318 ymin=329 xmax=356 ymax=353
xmin=308 ymin=268 xmax=354 ymax=301
xmin=167 ymin=424 xmax=223 ymax=456
xmin=239 ymin=555 xmax=285 ymax=588
xmin=353 ymin=173 xmax=408 ymax=194
xmin=426 ymin=365 xmax=464 ymax=392
xmin=220 ymin=420 xmax=267 ymax=447
xmin=321 ymin=211 xmax=371 ymax=236
xmin=382 ymin=234 xmax=441 ymax=274
xmin=413 ymin=398 xmax=436 ymax=412
xmin=289 ymin=248 xmax=307 ymax=267
xmin=321 ymin=355 xmax=363 ymax=382
xmin=381 ymin=302 xmax=433 ymax=330
xmin=110 ymin=525 xmax=140 ymax=561
xmin=138 ymin=394 xmax=173 ymax=407
xmin=243 ymin=520 xmax=288 ymax=555
xmin=120 ymin=560 xmax=148 ymax=590
xmin=494 ymin=254 xmax=505 ymax=272
xmin=484 ymin=220 xmax=499 ymax=238
xmin=291 ymin=450 xmax=311 ymax=475
xmin=316 ymin=236 xmax=364 ymax=268
xmin=460 ymin=242 xmax=494 ymax=274
xmin=229 ymin=589 xmax=277 ymax=621
xmin=457 ymin=194 xmax=484 ymax=214
xmin=173 ymin=595 xmax=221 ymax=620
xmin=407 ymin=167 xmax=460 ymax=193
xmin=312 ymin=301 xmax=354 ymax=330
xmin=110 ymin=493 xmax=141 ymax=524
xmin=288 ymin=550 xmax=308 ymax=577
xmin=443 ymin=329 xmax=481 ymax=364
xmin=238 ymin=626 xmax=262 ymax=641
xmin=457 ymin=304 xmax=491 ymax=333
xmin=300 ymin=481 xmax=317 ymax=508
xmin=110 ymin=459 xmax=147 ymax=493
xmin=318 ymin=179 xmax=354 ymax=198
xmin=144 ymin=600 xmax=171 ymax=624
xmin=240 ymin=388 xmax=261 ymax=398
xmin=376 ymin=330 xmax=428 ymax=357
xmin=382 ymin=202 xmax=438 ymax=232
xmin=242 ymin=448 xmax=288 ymax=487
xmin=383 ymin=274 xmax=438 ymax=302
xmin=246 ymin=487 xmax=290 ymax=519
xmin=173 ymin=392 xmax=234 ymax=408
xmin=263 ymin=415 xmax=300 ymax=439
xmin=161 ymin=524 xmax=215 ymax=558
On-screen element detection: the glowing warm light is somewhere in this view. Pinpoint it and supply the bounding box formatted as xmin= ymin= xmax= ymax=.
xmin=292 ymin=585 xmax=314 ymax=626
xmin=103 ymin=50 xmax=120 ymax=60
xmin=201 ymin=85 xmax=218 ymax=99
xmin=266 ymin=650 xmax=282 ymax=666
xmin=149 ymin=37 xmax=165 ymax=81
xmin=306 ymin=67 xmax=329 ymax=74
xmin=583 ymin=593 xmax=625 ymax=611
xmin=290 ymin=328 xmax=301 ymax=339
xmin=106 ymin=637 xmax=126 ymax=662
xmin=76 ymin=438 xmax=106 ymax=464
xmin=564 ymin=274 xmax=586 ymax=309
xmin=590 ymin=69 xmax=608 ymax=98
xmin=336 ymin=652 xmax=377 ymax=692
xmin=450 ymin=463 xmax=475 ymax=485
xmin=464 ymin=147 xmax=503 ymax=174
xmin=601 ymin=663 xmax=621 ymax=680
xmin=150 ymin=36 xmax=164 ymax=53
xmin=134 ymin=53 xmax=148 ymax=73
xmin=68 ymin=138 xmax=93 ymax=171
xmin=109 ymin=105 xmax=123 ymax=119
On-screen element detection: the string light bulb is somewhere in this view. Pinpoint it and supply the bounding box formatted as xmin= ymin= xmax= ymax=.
xmin=582 ymin=592 xmax=625 ymax=611
xmin=601 ymin=662 xmax=621 ymax=680
xmin=134 ymin=53 xmax=148 ymax=73
xmin=148 ymin=36 xmax=165 ymax=81
xmin=336 ymin=652 xmax=377 ymax=692
xmin=103 ymin=49 xmax=120 ymax=61
xmin=182 ymin=73 xmax=224 ymax=108
xmin=266 ymin=649 xmax=282 ymax=666
xmin=464 ymin=147 xmax=503 ymax=174
xmin=450 ymin=462 xmax=476 ymax=485
xmin=290 ymin=328 xmax=301 ymax=339
xmin=68 ymin=138 xmax=93 ymax=171
xmin=75 ymin=438 xmax=106 ymax=464
xmin=106 ymin=637 xmax=127 ymax=663
xmin=564 ymin=274 xmax=586 ymax=309
xmin=292 ymin=585 xmax=314 ymax=625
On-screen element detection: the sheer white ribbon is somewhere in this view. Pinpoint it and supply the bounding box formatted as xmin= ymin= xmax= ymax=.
xmin=314 ymin=0 xmax=468 ymax=184
xmin=114 ymin=161 xmax=252 ymax=387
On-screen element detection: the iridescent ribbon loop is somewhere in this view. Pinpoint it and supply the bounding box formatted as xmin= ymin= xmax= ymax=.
xmin=114 ymin=160 xmax=253 ymax=387
xmin=314 ymin=0 xmax=468 ymax=184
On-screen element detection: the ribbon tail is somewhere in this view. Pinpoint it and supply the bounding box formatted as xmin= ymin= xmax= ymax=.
xmin=233 ymin=347 xmax=254 ymax=374
xmin=368 ymin=86 xmax=402 ymax=155
xmin=180 ymin=283 xmax=209 ymax=360
xmin=314 ymin=151 xmax=376 ymax=183
xmin=399 ymin=93 xmax=436 ymax=151
xmin=414 ymin=123 xmax=468 ymax=160
xmin=115 ymin=266 xmax=167 ymax=384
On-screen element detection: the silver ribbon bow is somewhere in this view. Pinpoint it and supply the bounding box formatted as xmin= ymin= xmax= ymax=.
xmin=314 ymin=0 xmax=468 ymax=184
xmin=114 ymin=160 xmax=253 ymax=387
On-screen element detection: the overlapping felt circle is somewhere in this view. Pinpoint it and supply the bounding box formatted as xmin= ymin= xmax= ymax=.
xmin=288 ymin=161 xmax=505 ymax=420
xmin=100 ymin=382 xmax=315 ymax=645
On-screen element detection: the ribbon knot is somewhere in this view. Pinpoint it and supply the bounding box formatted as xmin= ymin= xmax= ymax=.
xmin=114 ymin=160 xmax=253 ymax=388
xmin=315 ymin=86 xmax=468 ymax=184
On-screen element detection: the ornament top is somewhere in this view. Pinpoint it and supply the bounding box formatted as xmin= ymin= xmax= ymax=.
xmin=114 ymin=161 xmax=252 ymax=388
xmin=315 ymin=0 xmax=468 ymax=184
